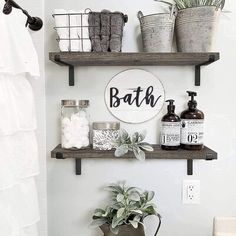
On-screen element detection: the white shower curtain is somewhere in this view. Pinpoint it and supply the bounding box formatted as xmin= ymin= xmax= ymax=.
xmin=0 ymin=1 xmax=40 ymax=236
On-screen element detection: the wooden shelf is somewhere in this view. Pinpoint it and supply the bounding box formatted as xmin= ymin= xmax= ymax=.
xmin=51 ymin=144 xmax=217 ymax=176
xmin=49 ymin=52 xmax=220 ymax=86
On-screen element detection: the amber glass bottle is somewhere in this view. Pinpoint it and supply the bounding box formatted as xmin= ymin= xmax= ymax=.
xmin=161 ymin=100 xmax=181 ymax=150
xmin=180 ymin=91 xmax=204 ymax=150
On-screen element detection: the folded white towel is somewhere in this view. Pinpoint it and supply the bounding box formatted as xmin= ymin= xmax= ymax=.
xmin=213 ymin=217 xmax=236 ymax=236
xmin=68 ymin=10 xmax=81 ymax=52
xmin=78 ymin=9 xmax=91 ymax=52
xmin=54 ymin=9 xmax=69 ymax=52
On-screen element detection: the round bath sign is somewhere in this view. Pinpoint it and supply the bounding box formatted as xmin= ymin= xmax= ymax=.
xmin=105 ymin=69 xmax=165 ymax=123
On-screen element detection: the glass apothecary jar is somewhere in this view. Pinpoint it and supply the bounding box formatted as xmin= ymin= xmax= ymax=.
xmin=61 ymin=100 xmax=90 ymax=149
xmin=92 ymin=122 xmax=120 ymax=150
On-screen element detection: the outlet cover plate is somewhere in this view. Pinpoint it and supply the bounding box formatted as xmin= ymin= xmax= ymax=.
xmin=182 ymin=180 xmax=200 ymax=204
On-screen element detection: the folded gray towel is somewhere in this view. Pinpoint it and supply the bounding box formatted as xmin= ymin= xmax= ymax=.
xmin=88 ymin=11 xmax=127 ymax=52
xmin=110 ymin=12 xmax=125 ymax=52
xmin=100 ymin=10 xmax=111 ymax=52
xmin=88 ymin=12 xmax=102 ymax=52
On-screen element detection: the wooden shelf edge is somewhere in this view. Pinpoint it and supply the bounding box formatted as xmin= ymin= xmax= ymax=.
xmin=51 ymin=144 xmax=217 ymax=160
xmin=49 ymin=52 xmax=220 ymax=67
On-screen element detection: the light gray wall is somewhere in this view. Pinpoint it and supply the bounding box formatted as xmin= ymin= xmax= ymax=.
xmin=45 ymin=1 xmax=236 ymax=236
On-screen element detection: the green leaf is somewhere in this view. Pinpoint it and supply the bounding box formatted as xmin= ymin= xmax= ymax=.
xmin=116 ymin=193 xmax=124 ymax=202
xmin=110 ymin=225 xmax=119 ymax=235
xmin=117 ymin=207 xmax=125 ymax=218
xmin=139 ymin=143 xmax=154 ymax=152
xmin=112 ymin=215 xmax=123 ymax=229
xmin=120 ymin=129 xmax=130 ymax=143
xmin=138 ymin=130 xmax=147 ymax=142
xmin=131 ymin=209 xmax=143 ymax=215
xmin=90 ymin=218 xmax=107 ymax=228
xmin=146 ymin=191 xmax=155 ymax=202
xmin=105 ymin=185 xmax=123 ymax=194
xmin=114 ymin=145 xmax=129 ymax=157
xmin=132 ymin=132 xmax=139 ymax=143
xmin=133 ymin=146 xmax=145 ymax=161
xmin=94 ymin=208 xmax=105 ymax=217
xmin=133 ymin=215 xmax=141 ymax=222
xmin=129 ymin=220 xmax=139 ymax=228
xmin=142 ymin=206 xmax=157 ymax=215
xmin=126 ymin=187 xmax=140 ymax=193
xmin=129 ymin=192 xmax=140 ymax=201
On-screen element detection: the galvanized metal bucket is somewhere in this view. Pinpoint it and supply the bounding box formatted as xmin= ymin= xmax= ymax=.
xmin=176 ymin=6 xmax=220 ymax=52
xmin=138 ymin=6 xmax=176 ymax=52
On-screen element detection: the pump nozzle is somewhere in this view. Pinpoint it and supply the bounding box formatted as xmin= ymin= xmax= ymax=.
xmin=166 ymin=99 xmax=175 ymax=113
xmin=186 ymin=91 xmax=197 ymax=109
xmin=187 ymin=91 xmax=197 ymax=101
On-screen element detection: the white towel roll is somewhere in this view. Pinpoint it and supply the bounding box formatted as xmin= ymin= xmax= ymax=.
xmin=54 ymin=9 xmax=69 ymax=52
xmin=79 ymin=10 xmax=91 ymax=52
xmin=68 ymin=10 xmax=81 ymax=52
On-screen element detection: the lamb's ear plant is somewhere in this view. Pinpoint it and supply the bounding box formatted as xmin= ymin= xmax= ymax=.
xmin=114 ymin=129 xmax=153 ymax=161
xmin=90 ymin=182 xmax=161 ymax=235
xmin=155 ymin=0 xmax=225 ymax=10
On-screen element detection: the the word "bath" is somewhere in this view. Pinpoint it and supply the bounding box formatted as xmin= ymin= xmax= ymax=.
xmin=110 ymin=86 xmax=162 ymax=108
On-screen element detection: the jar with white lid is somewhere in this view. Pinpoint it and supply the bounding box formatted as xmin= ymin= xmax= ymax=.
xmin=61 ymin=100 xmax=90 ymax=149
xmin=92 ymin=122 xmax=120 ymax=150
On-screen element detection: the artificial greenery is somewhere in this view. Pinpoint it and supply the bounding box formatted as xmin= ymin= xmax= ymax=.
xmin=155 ymin=0 xmax=225 ymax=9
xmin=90 ymin=182 xmax=161 ymax=235
xmin=114 ymin=129 xmax=153 ymax=161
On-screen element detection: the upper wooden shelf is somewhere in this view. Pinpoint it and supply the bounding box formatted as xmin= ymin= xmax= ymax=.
xmin=51 ymin=144 xmax=217 ymax=176
xmin=49 ymin=52 xmax=220 ymax=86
xmin=49 ymin=52 xmax=219 ymax=67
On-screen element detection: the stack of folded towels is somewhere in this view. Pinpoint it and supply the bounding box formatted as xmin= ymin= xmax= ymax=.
xmin=54 ymin=9 xmax=127 ymax=52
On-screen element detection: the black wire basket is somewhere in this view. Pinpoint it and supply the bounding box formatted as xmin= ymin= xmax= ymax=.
xmin=53 ymin=9 xmax=128 ymax=52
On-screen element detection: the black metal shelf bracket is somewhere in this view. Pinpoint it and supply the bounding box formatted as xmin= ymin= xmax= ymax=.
xmin=75 ymin=159 xmax=82 ymax=175
xmin=54 ymin=55 xmax=75 ymax=86
xmin=187 ymin=159 xmax=193 ymax=175
xmin=195 ymin=55 xmax=216 ymax=86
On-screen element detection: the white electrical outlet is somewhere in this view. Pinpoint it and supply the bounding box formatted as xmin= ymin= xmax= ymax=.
xmin=182 ymin=180 xmax=200 ymax=204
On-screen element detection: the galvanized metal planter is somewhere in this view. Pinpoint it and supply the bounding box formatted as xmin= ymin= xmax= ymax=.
xmin=100 ymin=215 xmax=161 ymax=236
xmin=100 ymin=224 xmax=145 ymax=236
xmin=176 ymin=6 xmax=220 ymax=52
xmin=138 ymin=6 xmax=176 ymax=52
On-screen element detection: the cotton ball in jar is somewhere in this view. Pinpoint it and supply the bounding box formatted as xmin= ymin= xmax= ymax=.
xmin=61 ymin=117 xmax=71 ymax=127
xmin=82 ymin=137 xmax=90 ymax=147
xmin=63 ymin=141 xmax=73 ymax=149
xmin=79 ymin=110 xmax=87 ymax=118
xmin=79 ymin=117 xmax=89 ymax=126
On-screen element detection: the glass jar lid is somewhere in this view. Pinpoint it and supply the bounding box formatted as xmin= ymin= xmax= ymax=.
xmin=93 ymin=122 xmax=120 ymax=130
xmin=61 ymin=100 xmax=78 ymax=106
xmin=79 ymin=100 xmax=89 ymax=108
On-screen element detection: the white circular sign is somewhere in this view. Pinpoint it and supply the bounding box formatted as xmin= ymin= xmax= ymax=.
xmin=105 ymin=69 xmax=165 ymax=124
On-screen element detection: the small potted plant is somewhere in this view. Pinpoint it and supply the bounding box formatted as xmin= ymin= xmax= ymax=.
xmin=156 ymin=0 xmax=225 ymax=52
xmin=90 ymin=182 xmax=161 ymax=236
xmin=114 ymin=129 xmax=154 ymax=161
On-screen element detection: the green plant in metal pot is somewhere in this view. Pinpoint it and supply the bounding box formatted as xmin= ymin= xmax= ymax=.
xmin=155 ymin=0 xmax=225 ymax=9
xmin=90 ymin=182 xmax=161 ymax=236
xmin=114 ymin=129 xmax=153 ymax=161
xmin=155 ymin=0 xmax=225 ymax=52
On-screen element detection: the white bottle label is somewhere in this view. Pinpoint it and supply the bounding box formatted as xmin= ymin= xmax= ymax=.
xmin=181 ymin=119 xmax=204 ymax=145
xmin=161 ymin=122 xmax=181 ymax=146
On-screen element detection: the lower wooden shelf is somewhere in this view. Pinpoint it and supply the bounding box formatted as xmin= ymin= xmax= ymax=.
xmin=51 ymin=144 xmax=217 ymax=176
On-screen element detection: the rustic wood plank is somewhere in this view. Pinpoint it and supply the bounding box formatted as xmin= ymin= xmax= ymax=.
xmin=49 ymin=52 xmax=220 ymax=67
xmin=51 ymin=144 xmax=217 ymax=160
